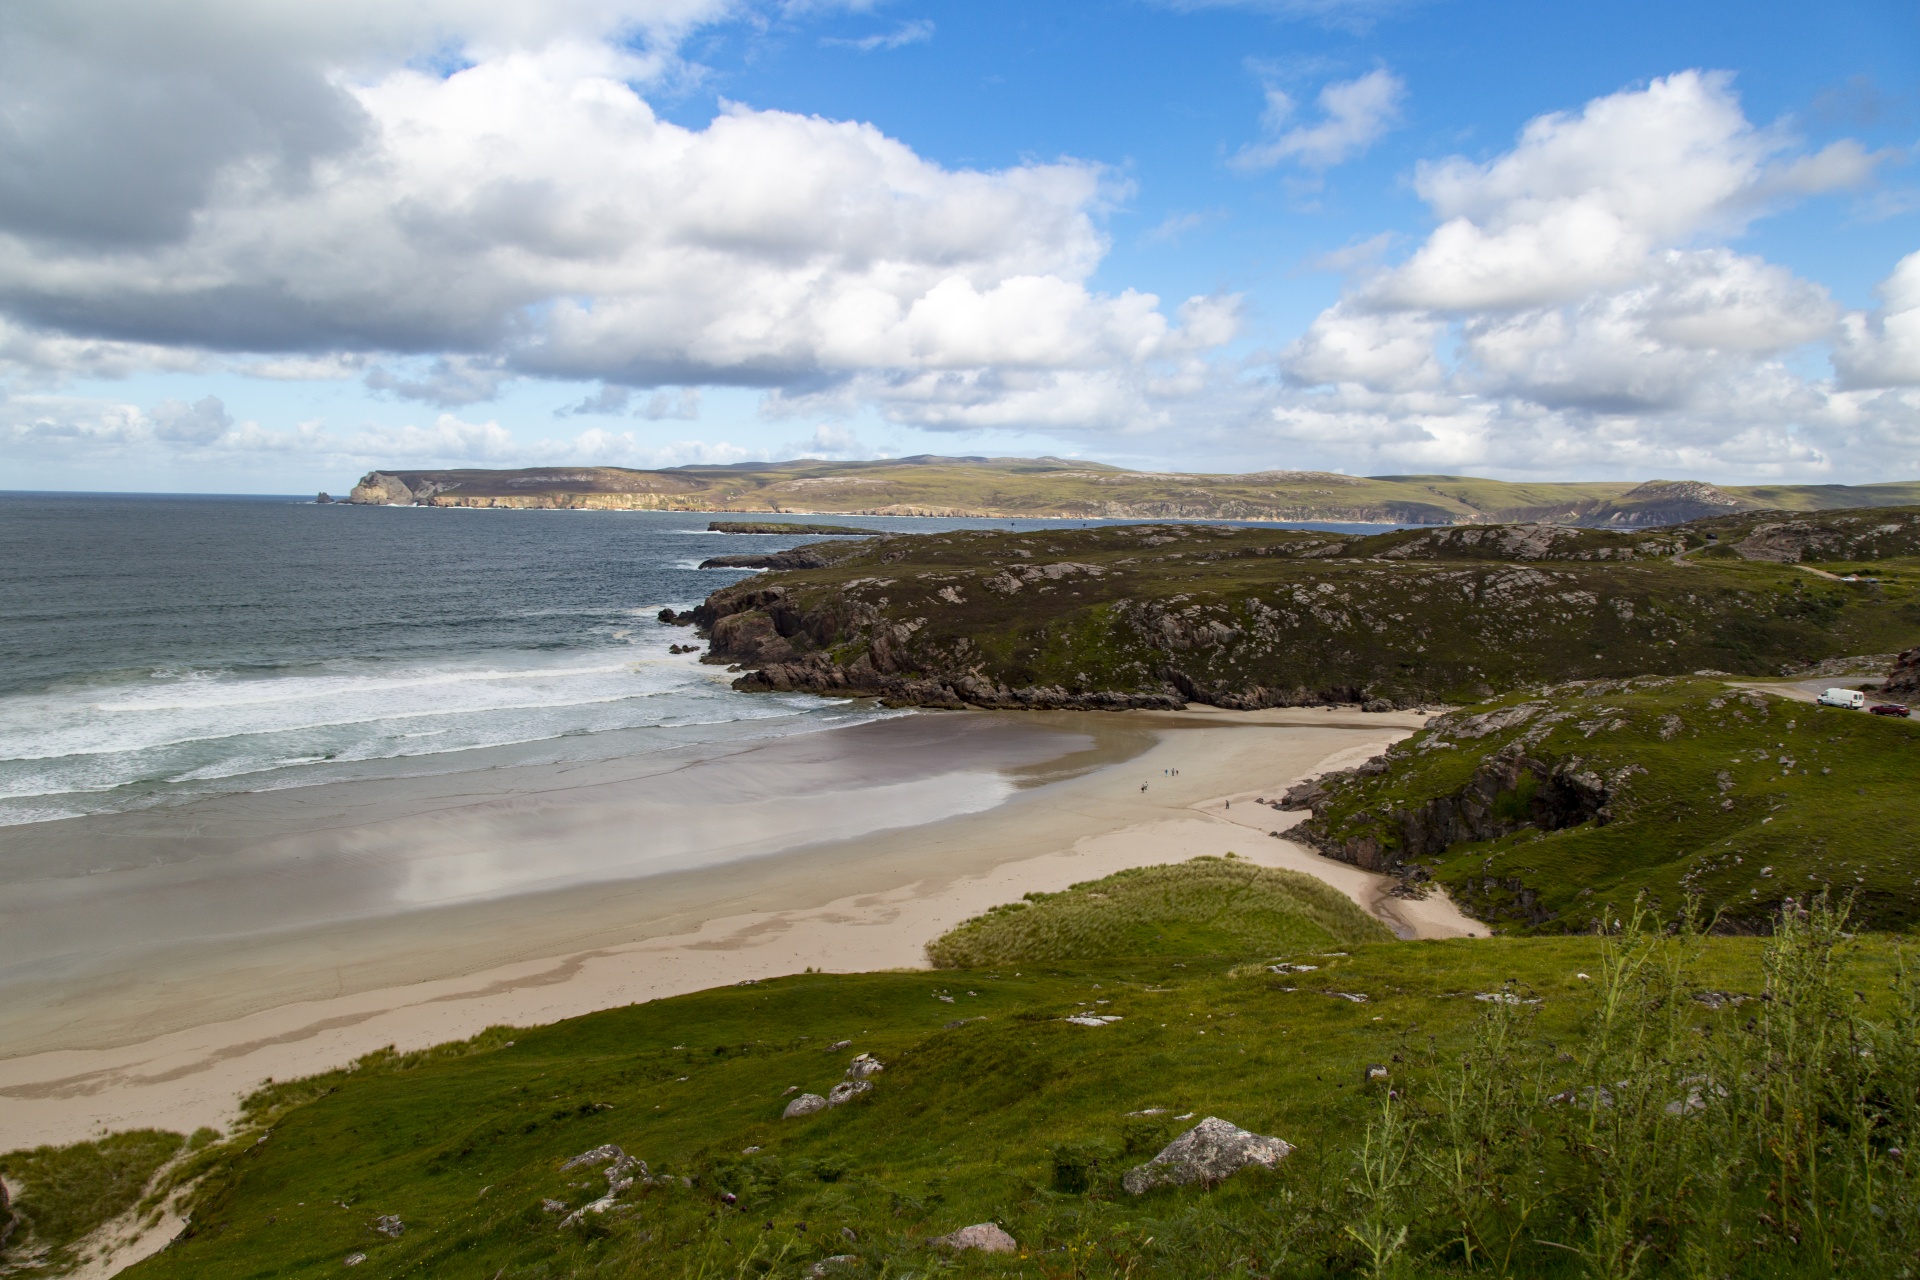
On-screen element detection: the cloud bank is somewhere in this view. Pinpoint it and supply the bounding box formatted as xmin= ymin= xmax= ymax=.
xmin=1270 ymin=71 xmax=1914 ymax=479
xmin=0 ymin=1 xmax=1913 ymax=483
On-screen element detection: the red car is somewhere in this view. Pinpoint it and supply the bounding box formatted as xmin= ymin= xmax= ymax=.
xmin=1869 ymin=703 xmax=1912 ymax=718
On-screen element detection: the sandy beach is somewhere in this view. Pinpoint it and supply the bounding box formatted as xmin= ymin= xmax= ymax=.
xmin=0 ymin=705 xmax=1474 ymax=1153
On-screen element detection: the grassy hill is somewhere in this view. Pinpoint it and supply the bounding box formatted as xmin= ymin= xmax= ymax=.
xmin=6 ymin=892 xmax=1917 ymax=1278
xmin=925 ymin=858 xmax=1393 ymax=968
xmin=340 ymin=458 xmax=1920 ymax=527
xmin=683 ymin=506 xmax=1920 ymax=711
xmin=1293 ymin=676 xmax=1920 ymax=934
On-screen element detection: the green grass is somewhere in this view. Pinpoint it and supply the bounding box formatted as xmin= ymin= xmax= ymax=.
xmin=926 ymin=856 xmax=1393 ymax=968
xmin=25 ymin=911 xmax=1899 ymax=1280
xmin=8 ymin=889 xmax=1918 ymax=1277
xmin=0 ymin=1130 xmax=185 ymax=1275
xmin=1297 ymin=676 xmax=1920 ymax=933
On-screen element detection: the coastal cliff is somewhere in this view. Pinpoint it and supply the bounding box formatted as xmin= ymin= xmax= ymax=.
xmin=680 ymin=508 xmax=1920 ymax=712
xmin=344 ymin=461 xmax=1920 ymax=527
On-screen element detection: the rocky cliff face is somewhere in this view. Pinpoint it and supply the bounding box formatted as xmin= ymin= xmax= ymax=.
xmin=349 ymin=472 xmax=416 ymax=504
xmin=1291 ymin=715 xmax=1612 ymax=878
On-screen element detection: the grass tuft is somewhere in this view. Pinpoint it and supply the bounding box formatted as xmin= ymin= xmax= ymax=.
xmin=0 ymin=1130 xmax=183 ymax=1275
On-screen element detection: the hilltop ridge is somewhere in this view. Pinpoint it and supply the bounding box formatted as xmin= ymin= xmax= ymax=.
xmin=343 ymin=459 xmax=1920 ymax=527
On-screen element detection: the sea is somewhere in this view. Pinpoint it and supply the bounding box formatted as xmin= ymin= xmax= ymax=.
xmin=0 ymin=493 xmax=1390 ymax=829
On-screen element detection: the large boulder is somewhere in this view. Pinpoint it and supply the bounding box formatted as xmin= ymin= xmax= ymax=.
xmin=1122 ymin=1116 xmax=1293 ymax=1195
xmin=930 ymin=1222 xmax=1017 ymax=1253
xmin=783 ymin=1093 xmax=828 ymax=1118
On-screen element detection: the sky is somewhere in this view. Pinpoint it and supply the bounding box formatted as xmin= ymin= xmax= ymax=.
xmin=0 ymin=0 xmax=1916 ymax=493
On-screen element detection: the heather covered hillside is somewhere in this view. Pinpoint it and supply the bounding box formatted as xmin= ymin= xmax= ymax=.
xmin=681 ymin=507 xmax=1920 ymax=711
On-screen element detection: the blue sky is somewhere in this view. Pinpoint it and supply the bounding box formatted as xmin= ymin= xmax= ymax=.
xmin=1 ymin=0 xmax=1915 ymax=491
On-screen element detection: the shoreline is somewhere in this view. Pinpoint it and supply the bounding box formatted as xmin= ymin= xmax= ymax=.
xmin=0 ymin=706 xmax=1474 ymax=1152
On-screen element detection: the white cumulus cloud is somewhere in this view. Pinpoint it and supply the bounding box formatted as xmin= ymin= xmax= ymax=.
xmin=0 ymin=5 xmax=1238 ymax=446
xmin=1267 ymin=70 xmax=1910 ymax=480
xmin=1234 ymin=68 xmax=1405 ymax=171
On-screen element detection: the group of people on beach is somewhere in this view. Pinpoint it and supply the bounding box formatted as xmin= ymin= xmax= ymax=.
xmin=1141 ymin=766 xmax=1182 ymax=793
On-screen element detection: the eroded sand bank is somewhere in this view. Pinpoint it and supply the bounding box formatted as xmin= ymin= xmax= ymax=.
xmin=0 ymin=706 xmax=1473 ymax=1151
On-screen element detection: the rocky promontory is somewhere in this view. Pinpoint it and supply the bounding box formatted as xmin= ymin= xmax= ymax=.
xmin=677 ymin=510 xmax=1920 ymax=712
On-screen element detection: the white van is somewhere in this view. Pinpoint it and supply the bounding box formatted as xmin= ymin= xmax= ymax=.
xmin=1816 ymin=688 xmax=1866 ymax=710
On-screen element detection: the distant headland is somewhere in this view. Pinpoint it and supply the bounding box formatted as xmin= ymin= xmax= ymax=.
xmin=344 ymin=458 xmax=1920 ymax=528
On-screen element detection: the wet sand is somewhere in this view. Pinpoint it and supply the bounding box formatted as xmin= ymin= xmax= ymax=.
xmin=0 ymin=705 xmax=1474 ymax=1151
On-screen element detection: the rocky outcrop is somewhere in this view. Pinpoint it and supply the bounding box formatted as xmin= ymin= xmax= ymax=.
xmin=930 ymin=1223 xmax=1017 ymax=1253
xmin=1732 ymin=512 xmax=1920 ymax=563
xmin=698 ymin=545 xmax=865 ymax=571
xmin=1587 ymin=480 xmax=1745 ymax=528
xmin=826 ymin=1080 xmax=871 ymax=1107
xmin=735 ymin=655 xmax=1187 ymax=711
xmin=1122 ymin=1117 xmax=1293 ymax=1195
xmin=1884 ymin=647 xmax=1920 ymax=704
xmin=710 ymin=521 xmax=870 ymax=535
xmin=348 ymin=472 xmax=416 ymax=505
xmin=1296 ymin=723 xmax=1612 ymax=878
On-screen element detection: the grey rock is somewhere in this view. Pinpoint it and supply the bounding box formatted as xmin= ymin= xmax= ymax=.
xmin=931 ymin=1222 xmax=1018 ymax=1253
xmin=561 ymin=1144 xmax=624 ymax=1171
xmin=373 ymin=1215 xmax=405 ymax=1238
xmin=1122 ymin=1117 xmax=1294 ymax=1195
xmin=809 ymin=1255 xmax=860 ymax=1276
xmin=827 ymin=1080 xmax=872 ymax=1107
xmin=846 ymin=1053 xmax=885 ymax=1079
xmin=561 ymin=1144 xmax=645 ymax=1194
xmin=541 ymin=1199 xmax=568 ymax=1214
xmin=344 ymin=1253 xmax=367 ymax=1266
xmin=784 ymin=1092 xmax=828 ymax=1118
xmin=559 ymin=1194 xmax=630 ymax=1228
